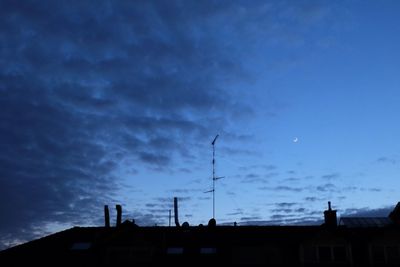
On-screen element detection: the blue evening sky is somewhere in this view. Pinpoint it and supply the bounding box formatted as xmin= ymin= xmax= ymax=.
xmin=1 ymin=0 xmax=400 ymax=249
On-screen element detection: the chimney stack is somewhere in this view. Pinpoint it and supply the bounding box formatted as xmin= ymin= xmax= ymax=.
xmin=116 ymin=204 xmax=122 ymax=227
xmin=324 ymin=201 xmax=337 ymax=227
xmin=174 ymin=197 xmax=180 ymax=227
xmin=104 ymin=205 xmax=110 ymax=228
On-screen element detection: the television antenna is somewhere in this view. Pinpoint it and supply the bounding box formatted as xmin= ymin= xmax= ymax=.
xmin=204 ymin=134 xmax=224 ymax=219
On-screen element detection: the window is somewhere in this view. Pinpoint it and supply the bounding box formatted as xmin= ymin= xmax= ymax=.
xmin=386 ymin=246 xmax=400 ymax=264
xmin=107 ymin=247 xmax=133 ymax=264
xmin=371 ymin=245 xmax=400 ymax=264
xmin=371 ymin=245 xmax=385 ymax=263
xmin=167 ymin=247 xmax=184 ymax=254
xmin=303 ymin=246 xmax=317 ymax=262
xmin=318 ymin=246 xmax=332 ymax=262
xmin=303 ymin=245 xmax=347 ymax=263
xmin=70 ymin=242 xmax=91 ymax=250
xmin=200 ymin=247 xmax=217 ymax=254
xmin=232 ymin=246 xmax=264 ymax=265
xmin=333 ymin=246 xmax=347 ymax=262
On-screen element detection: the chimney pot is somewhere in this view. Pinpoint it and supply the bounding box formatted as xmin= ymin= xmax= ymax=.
xmin=116 ymin=204 xmax=122 ymax=227
xmin=174 ymin=197 xmax=180 ymax=227
xmin=104 ymin=205 xmax=110 ymax=228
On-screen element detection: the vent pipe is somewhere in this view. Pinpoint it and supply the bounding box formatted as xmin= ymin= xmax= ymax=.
xmin=104 ymin=205 xmax=110 ymax=228
xmin=174 ymin=197 xmax=180 ymax=227
xmin=116 ymin=204 xmax=122 ymax=227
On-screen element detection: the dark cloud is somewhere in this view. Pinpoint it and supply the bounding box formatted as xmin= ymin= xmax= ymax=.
xmin=178 ymin=168 xmax=192 ymax=173
xmin=376 ymin=156 xmax=397 ymax=164
xmin=316 ymin=183 xmax=336 ymax=192
xmin=260 ymin=186 xmax=304 ymax=192
xmin=155 ymin=196 xmax=191 ymax=203
xmin=271 ymin=209 xmax=293 ymax=213
xmin=340 ymin=206 xmax=394 ymax=217
xmin=265 ymin=172 xmax=280 ymax=178
xmin=246 ymin=173 xmax=260 ymax=179
xmin=145 ymin=203 xmax=159 ymax=208
xmin=170 ymin=189 xmax=200 ymax=194
xmin=271 ymin=207 xmax=306 ymax=214
xmin=270 ymin=214 xmax=288 ymax=220
xmin=0 ymin=0 xmax=260 ymax=248
xmin=0 ymin=0 xmax=341 ymax=249
xmin=282 ymin=177 xmax=300 ymax=182
xmin=198 ymin=196 xmax=211 ymax=201
xmin=295 ymin=208 xmax=306 ymax=213
xmin=239 ymin=164 xmax=277 ymax=172
xmin=368 ymin=188 xmax=381 ymax=192
xmin=274 ymin=202 xmax=297 ymax=208
xmin=321 ymin=173 xmax=340 ymax=180
xmin=240 ymin=173 xmax=268 ymax=184
xmin=220 ymin=147 xmax=260 ymax=157
xmin=226 ymin=211 xmax=243 ymax=216
xmin=240 ymin=216 xmax=262 ymax=221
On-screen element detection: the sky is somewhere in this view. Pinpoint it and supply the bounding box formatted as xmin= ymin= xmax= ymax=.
xmin=1 ymin=0 xmax=400 ymax=249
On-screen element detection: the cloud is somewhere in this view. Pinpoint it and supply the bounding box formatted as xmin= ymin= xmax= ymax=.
xmin=304 ymin=197 xmax=320 ymax=202
xmin=178 ymin=168 xmax=192 ymax=173
xmin=170 ymin=189 xmax=201 ymax=194
xmin=138 ymin=152 xmax=171 ymax=167
xmin=321 ymin=173 xmax=340 ymax=180
xmin=271 ymin=209 xmax=293 ymax=213
xmin=0 ymin=0 xmax=260 ymax=248
xmin=0 ymin=0 xmax=342 ymax=249
xmin=240 ymin=173 xmax=268 ymax=184
xmin=274 ymin=202 xmax=297 ymax=208
xmin=239 ymin=164 xmax=277 ymax=171
xmin=226 ymin=211 xmax=243 ymax=216
xmin=295 ymin=208 xmax=306 ymax=213
xmin=340 ymin=206 xmax=394 ymax=217
xmin=260 ymin=186 xmax=304 ymax=192
xmin=240 ymin=216 xmax=262 ymax=221
xmin=265 ymin=172 xmax=280 ymax=178
xmin=316 ymin=183 xmax=336 ymax=192
xmin=282 ymin=177 xmax=300 ymax=182
xmin=376 ymin=156 xmax=397 ymax=164
xmin=368 ymin=188 xmax=381 ymax=192
xmin=145 ymin=203 xmax=159 ymax=208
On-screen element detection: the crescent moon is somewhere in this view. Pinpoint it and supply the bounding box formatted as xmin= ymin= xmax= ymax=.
xmin=293 ymin=137 xmax=298 ymax=143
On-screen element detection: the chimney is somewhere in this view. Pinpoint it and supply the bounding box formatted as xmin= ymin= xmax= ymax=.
xmin=104 ymin=205 xmax=110 ymax=228
xmin=174 ymin=197 xmax=180 ymax=227
xmin=324 ymin=201 xmax=337 ymax=227
xmin=116 ymin=204 xmax=122 ymax=227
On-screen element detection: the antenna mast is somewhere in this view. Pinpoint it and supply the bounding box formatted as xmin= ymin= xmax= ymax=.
xmin=206 ymin=134 xmax=224 ymax=219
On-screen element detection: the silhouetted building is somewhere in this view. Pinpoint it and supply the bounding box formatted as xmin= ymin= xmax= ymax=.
xmin=2 ymin=202 xmax=400 ymax=266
